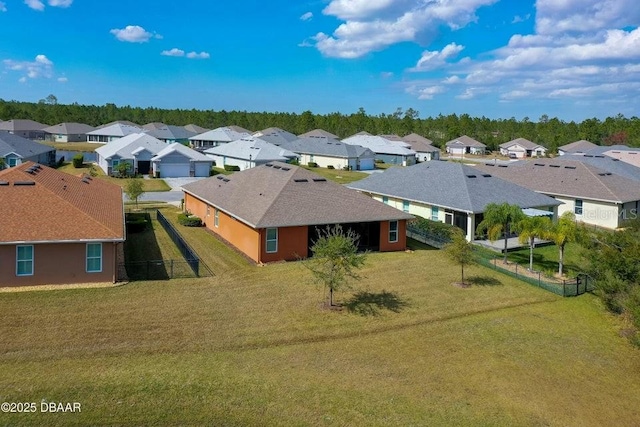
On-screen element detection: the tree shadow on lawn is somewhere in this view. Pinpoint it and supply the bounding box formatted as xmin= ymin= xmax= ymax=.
xmin=344 ymin=290 xmax=410 ymax=316
xmin=466 ymin=275 xmax=503 ymax=286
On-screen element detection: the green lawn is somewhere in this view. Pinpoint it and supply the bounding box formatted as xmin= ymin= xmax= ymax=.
xmin=507 ymin=242 xmax=586 ymax=277
xmin=42 ymin=142 xmax=104 ymax=152
xmin=301 ymin=165 xmax=369 ymax=184
xmin=1 ymin=208 xmax=639 ymax=425
xmin=57 ymin=162 xmax=171 ymax=192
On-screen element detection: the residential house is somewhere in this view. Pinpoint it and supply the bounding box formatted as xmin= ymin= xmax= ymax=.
xmin=499 ymin=138 xmax=547 ymax=158
xmin=204 ymin=137 xmax=299 ymax=171
xmin=143 ymin=123 xmax=198 ymax=144
xmin=402 ymin=133 xmax=440 ymax=161
xmin=445 ymin=135 xmax=486 ymax=156
xmin=95 ymin=133 xmax=167 ymax=175
xmin=151 ymin=143 xmax=213 ymax=178
xmin=184 ymin=124 xmax=210 ymax=134
xmin=298 ymin=129 xmax=339 ymax=139
xmin=189 ymin=126 xmax=252 ymax=150
xmin=557 ymin=140 xmax=598 ymax=155
xmin=341 ymin=134 xmax=417 ymax=166
xmin=253 ymin=127 xmax=299 ymax=146
xmin=43 ymin=122 xmax=96 ymax=143
xmin=560 ymin=153 xmax=640 ymax=182
xmin=348 ymin=161 xmax=559 ymax=242
xmin=280 ymin=137 xmax=376 ymax=170
xmin=86 ymin=123 xmax=144 ymax=143
xmin=0 ymin=162 xmax=125 ymax=287
xmin=475 ymin=159 xmax=640 ymax=229
xmin=182 ymin=162 xmax=412 ymax=263
xmin=0 ymin=131 xmax=56 ymax=168
xmin=0 ymin=119 xmax=49 ymax=140
xmin=602 ymin=149 xmax=640 ymax=168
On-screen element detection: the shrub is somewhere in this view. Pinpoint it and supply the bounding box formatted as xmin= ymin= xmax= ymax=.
xmin=72 ymin=153 xmax=84 ymax=168
xmin=408 ymin=216 xmax=457 ymax=243
xmin=374 ymin=159 xmax=385 ymax=164
xmin=308 ymin=162 xmax=318 ymax=168
xmin=327 ymin=165 xmax=335 ymax=169
xmin=125 ymin=213 xmax=149 ymax=233
xmin=178 ymin=213 xmax=202 ymax=227
xmin=289 ymin=158 xmax=299 ymax=166
xmin=209 ymin=167 xmax=219 ymax=176
xmin=211 ymin=160 xmax=216 ymax=167
xmin=223 ymin=164 xmax=240 ymax=172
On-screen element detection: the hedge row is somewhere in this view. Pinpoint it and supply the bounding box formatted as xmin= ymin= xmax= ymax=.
xmin=178 ymin=213 xmax=202 ymax=227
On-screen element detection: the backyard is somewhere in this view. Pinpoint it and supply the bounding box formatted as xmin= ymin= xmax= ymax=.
xmin=0 ymin=206 xmax=639 ymax=426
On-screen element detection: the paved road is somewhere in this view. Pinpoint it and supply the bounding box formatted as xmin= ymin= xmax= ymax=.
xmin=123 ymin=177 xmax=209 ymax=205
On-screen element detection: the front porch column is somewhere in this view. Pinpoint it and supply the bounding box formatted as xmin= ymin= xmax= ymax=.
xmin=466 ymin=213 xmax=475 ymax=242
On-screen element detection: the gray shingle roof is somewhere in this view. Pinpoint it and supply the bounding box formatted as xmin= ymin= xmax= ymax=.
xmin=182 ymin=162 xmax=412 ymax=228
xmin=253 ymin=127 xmax=299 ymax=145
xmin=204 ymin=137 xmax=299 ymax=162
xmin=475 ymin=158 xmax=640 ymax=203
xmin=95 ymin=133 xmax=166 ymax=159
xmin=189 ymin=127 xmax=251 ymax=143
xmin=0 ymin=131 xmax=55 ymax=158
xmin=558 ymin=140 xmax=598 ymax=153
xmin=341 ymin=135 xmax=416 ymax=156
xmin=43 ymin=122 xmax=96 ymax=135
xmin=87 ymin=123 xmax=144 ymax=137
xmin=348 ymin=161 xmax=560 ymax=214
xmin=0 ymin=119 xmax=49 ymax=131
xmin=403 ymin=133 xmax=433 ymax=145
xmin=298 ymin=129 xmax=339 ymax=139
xmin=499 ymin=138 xmax=545 ymax=150
xmin=445 ymin=135 xmax=486 ymax=148
xmin=553 ymin=153 xmax=640 ymax=182
xmin=151 ymin=143 xmax=212 ymax=162
xmin=280 ymin=137 xmax=375 ymax=159
xmin=184 ymin=124 xmax=210 ymax=134
xmin=144 ymin=125 xmax=197 ymax=141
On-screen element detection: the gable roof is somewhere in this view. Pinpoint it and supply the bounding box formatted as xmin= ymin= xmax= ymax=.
xmin=348 ymin=161 xmax=559 ymax=214
xmin=87 ymin=123 xmax=144 ymax=137
xmin=228 ymin=125 xmax=252 ymax=134
xmin=182 ymin=162 xmax=412 ymax=228
xmin=184 ymin=124 xmax=210 ymax=134
xmin=499 ymin=138 xmax=545 ymax=150
xmin=475 ymin=158 xmax=640 ymax=203
xmin=189 ymin=126 xmax=251 ymax=143
xmin=43 ymin=122 xmax=96 ymax=135
xmin=144 ymin=125 xmax=197 ymax=141
xmin=558 ymin=140 xmax=598 ymax=153
xmin=0 ymin=162 xmax=124 ymax=243
xmin=560 ymin=153 xmax=640 ymax=182
xmin=403 ymin=133 xmax=433 ymax=145
xmin=0 ymin=119 xmax=49 ymax=132
xmin=298 ymin=129 xmax=339 ymax=139
xmin=95 ymin=133 xmax=166 ymax=159
xmin=602 ymin=149 xmax=640 ymax=168
xmin=280 ymin=137 xmax=375 ymax=159
xmin=341 ymin=134 xmax=416 ymax=156
xmin=445 ymin=135 xmax=486 ymax=148
xmin=399 ymin=133 xmax=438 ymax=153
xmin=151 ymin=143 xmax=212 ymax=162
xmin=204 ymin=137 xmax=298 ymax=162
xmin=0 ymin=131 xmax=55 ymax=158
xmin=253 ymin=127 xmax=299 ymax=145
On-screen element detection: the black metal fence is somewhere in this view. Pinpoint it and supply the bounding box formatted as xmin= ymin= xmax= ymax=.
xmin=155 ymin=209 xmax=213 ymax=278
xmin=406 ymin=225 xmax=451 ymax=249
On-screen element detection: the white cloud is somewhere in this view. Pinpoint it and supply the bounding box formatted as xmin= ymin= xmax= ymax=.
xmin=161 ymin=48 xmax=185 ymax=57
xmin=186 ymin=51 xmax=210 ymax=59
xmin=57 ymin=76 xmax=68 ymax=82
xmin=300 ymin=12 xmax=313 ymax=21
xmin=380 ymin=71 xmax=394 ymax=78
xmin=0 ymin=2 xmax=7 ymax=12
xmin=24 ymin=0 xmax=44 ymax=11
xmin=110 ymin=25 xmax=154 ymax=43
xmin=511 ymin=14 xmax=530 ymax=24
xmin=314 ymin=0 xmax=498 ymax=58
xmin=48 ymin=0 xmax=72 ymax=7
xmin=406 ymin=84 xmax=445 ymax=100
xmin=535 ymin=0 xmax=640 ymax=35
xmin=3 ymin=54 xmax=54 ymax=81
xmin=409 ymin=43 xmax=464 ymax=72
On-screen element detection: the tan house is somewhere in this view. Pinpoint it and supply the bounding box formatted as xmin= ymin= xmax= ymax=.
xmin=0 ymin=162 xmax=125 ymax=287
xmin=445 ymin=135 xmax=486 ymax=156
xmin=182 ymin=162 xmax=412 ymax=264
xmin=499 ymin=138 xmax=547 ymax=158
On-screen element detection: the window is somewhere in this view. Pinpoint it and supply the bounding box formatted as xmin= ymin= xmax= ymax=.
xmin=431 ymin=206 xmax=439 ymax=221
xmin=8 ymin=158 xmax=19 ymax=167
xmin=389 ymin=220 xmax=398 ymax=243
xmin=214 ymin=208 xmax=219 ymax=228
xmin=382 ymin=196 xmax=389 ymax=205
xmin=112 ymin=159 xmax=120 ymax=168
xmin=16 ymin=245 xmax=34 ymax=276
xmin=86 ymin=243 xmax=102 ymax=273
xmin=575 ymin=199 xmax=583 ymax=215
xmin=266 ymin=228 xmax=278 ymax=253
xmin=402 ymin=200 xmax=410 ymax=212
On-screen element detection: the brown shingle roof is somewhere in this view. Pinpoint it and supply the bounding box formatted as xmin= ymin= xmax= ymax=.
xmin=182 ymin=162 xmax=412 ymax=228
xmin=558 ymin=140 xmax=598 ymax=153
xmin=0 ymin=162 xmax=125 ymax=243
xmin=475 ymin=158 xmax=640 ymax=203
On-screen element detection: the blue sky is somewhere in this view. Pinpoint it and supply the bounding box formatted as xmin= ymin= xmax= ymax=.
xmin=1 ymin=0 xmax=639 ymax=121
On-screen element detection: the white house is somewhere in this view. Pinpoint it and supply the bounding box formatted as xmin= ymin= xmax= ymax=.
xmin=499 ymin=138 xmax=547 ymax=158
xmin=341 ymin=134 xmax=417 ymax=166
xmin=151 ymin=143 xmax=213 ymax=178
xmin=86 ymin=123 xmax=144 ymax=143
xmin=445 ymin=135 xmax=486 ymax=156
xmin=95 ymin=133 xmax=167 ymax=175
xmin=280 ymin=137 xmax=376 ymax=170
xmin=205 ymin=137 xmax=299 ymax=171
xmin=189 ymin=126 xmax=251 ymax=150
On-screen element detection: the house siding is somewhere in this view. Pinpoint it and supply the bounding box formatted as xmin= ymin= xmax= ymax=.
xmin=555 ymin=195 xmax=621 ymax=229
xmin=379 ymin=220 xmax=407 ymax=251
xmin=0 ymin=242 xmax=119 ymax=287
xmin=259 ymin=226 xmax=308 ymax=263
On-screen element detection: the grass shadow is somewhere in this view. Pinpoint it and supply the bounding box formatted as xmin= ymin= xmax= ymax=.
xmin=467 ymin=275 xmax=503 ymax=286
xmin=407 ymin=238 xmax=439 ymax=251
xmin=344 ymin=290 xmax=410 ymax=316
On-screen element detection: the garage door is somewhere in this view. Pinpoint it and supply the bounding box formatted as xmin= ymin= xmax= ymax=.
xmin=358 ymin=158 xmax=375 ymax=171
xmin=159 ymin=163 xmax=190 ymax=178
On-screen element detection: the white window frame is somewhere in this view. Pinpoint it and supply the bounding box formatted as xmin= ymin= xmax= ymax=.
xmin=86 ymin=243 xmax=103 ymax=273
xmin=575 ymin=199 xmax=583 ymax=215
xmin=431 ymin=206 xmax=439 ymax=221
xmin=402 ymin=200 xmax=410 ymax=212
xmin=389 ymin=220 xmax=399 ymax=243
xmin=214 ymin=208 xmax=219 ymax=228
xmin=266 ymin=228 xmax=278 ymax=253
xmin=16 ymin=245 xmax=34 ymax=276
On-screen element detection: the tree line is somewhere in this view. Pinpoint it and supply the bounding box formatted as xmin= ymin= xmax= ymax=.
xmin=1 ymin=99 xmax=639 ymax=152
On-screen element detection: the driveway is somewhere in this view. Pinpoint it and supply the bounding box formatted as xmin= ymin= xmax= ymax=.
xmin=161 ymin=177 xmax=209 ymax=191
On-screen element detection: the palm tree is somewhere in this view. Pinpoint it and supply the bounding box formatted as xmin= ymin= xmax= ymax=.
xmin=476 ymin=203 xmax=525 ymax=263
xmin=514 ymin=215 xmax=552 ymax=271
xmin=548 ymin=211 xmax=577 ymax=276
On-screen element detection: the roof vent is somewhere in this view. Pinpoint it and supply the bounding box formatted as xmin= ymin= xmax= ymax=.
xmin=498 ymin=165 xmax=507 ymax=168
xmin=0 ymin=181 xmax=9 ymax=186
xmin=273 ymin=165 xmax=282 ymax=169
xmin=81 ymin=178 xmax=91 ymax=184
xmin=312 ymin=178 xmax=327 ymax=182
xmin=265 ymin=163 xmax=273 ymax=167
xmin=612 ymin=159 xmax=620 ymax=162
xmin=585 ymin=155 xmax=593 ymax=157
xmin=534 ymin=163 xmax=545 ymax=166
xmin=222 ymin=178 xmax=230 ymax=182
xmin=14 ymin=181 xmax=35 ymax=186
xmin=216 ymin=175 xmax=224 ymax=180
xmin=466 ymin=175 xmax=477 ymax=178
xmin=564 ymin=166 xmax=576 ymax=169
xmin=595 ymin=155 xmax=604 ymax=158
xmin=281 ymin=167 xmax=291 ymax=171
xmin=482 ymin=174 xmax=492 ymax=178
xmin=294 ymin=179 xmax=308 ymax=183
xmin=549 ymin=165 xmax=561 ymax=168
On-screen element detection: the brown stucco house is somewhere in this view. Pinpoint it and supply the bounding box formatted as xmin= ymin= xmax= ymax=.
xmin=0 ymin=162 xmax=125 ymax=287
xmin=182 ymin=162 xmax=413 ymax=263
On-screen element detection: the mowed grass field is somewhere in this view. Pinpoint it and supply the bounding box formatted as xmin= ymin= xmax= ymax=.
xmin=57 ymin=162 xmax=171 ymax=192
xmin=1 ymin=208 xmax=639 ymax=426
